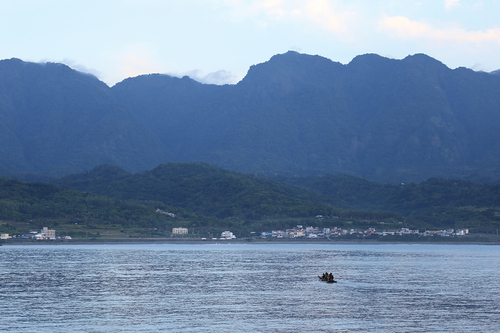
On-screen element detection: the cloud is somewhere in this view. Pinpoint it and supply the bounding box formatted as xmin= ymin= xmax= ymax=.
xmin=258 ymin=0 xmax=288 ymax=19
xmin=117 ymin=48 xmax=162 ymax=79
xmin=444 ymin=0 xmax=460 ymax=9
xmin=61 ymin=59 xmax=101 ymax=78
xmin=380 ymin=15 xmax=500 ymax=46
xmin=223 ymin=0 xmax=355 ymax=35
xmin=201 ymin=70 xmax=239 ymax=85
xmin=167 ymin=69 xmax=239 ymax=85
xmin=301 ymin=0 xmax=347 ymax=33
xmin=37 ymin=58 xmax=101 ymax=80
xmin=380 ymin=16 xmax=431 ymax=38
xmin=473 ymin=2 xmax=484 ymax=10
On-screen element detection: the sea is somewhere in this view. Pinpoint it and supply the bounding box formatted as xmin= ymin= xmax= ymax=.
xmin=1 ymin=243 xmax=499 ymax=332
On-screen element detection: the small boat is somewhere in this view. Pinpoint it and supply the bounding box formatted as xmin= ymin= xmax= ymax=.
xmin=318 ymin=276 xmax=337 ymax=283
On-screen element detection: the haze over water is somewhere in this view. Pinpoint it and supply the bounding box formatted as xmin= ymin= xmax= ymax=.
xmin=1 ymin=243 xmax=499 ymax=332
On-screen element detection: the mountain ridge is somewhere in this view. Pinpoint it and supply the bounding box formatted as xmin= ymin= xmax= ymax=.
xmin=111 ymin=51 xmax=500 ymax=182
xmin=0 ymin=58 xmax=167 ymax=177
xmin=2 ymin=52 xmax=500 ymax=182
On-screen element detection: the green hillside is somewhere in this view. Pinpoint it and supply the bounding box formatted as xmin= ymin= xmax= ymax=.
xmin=281 ymin=174 xmax=500 ymax=233
xmin=57 ymin=163 xmax=500 ymax=233
xmin=1 ymin=166 xmax=404 ymax=239
xmin=56 ymin=163 xmax=345 ymax=220
xmin=2 ymin=163 xmax=500 ymax=239
xmin=0 ymin=177 xmax=217 ymax=239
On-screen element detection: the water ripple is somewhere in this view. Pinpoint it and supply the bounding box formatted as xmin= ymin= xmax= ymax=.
xmin=1 ymin=243 xmax=499 ymax=332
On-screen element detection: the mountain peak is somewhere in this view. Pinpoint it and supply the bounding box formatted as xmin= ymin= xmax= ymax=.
xmin=114 ymin=73 xmax=202 ymax=89
xmin=349 ymin=53 xmax=393 ymax=64
xmin=239 ymin=50 xmax=343 ymax=91
xmin=402 ymin=53 xmax=448 ymax=68
xmin=258 ymin=50 xmax=338 ymax=71
xmin=347 ymin=53 xmax=397 ymax=73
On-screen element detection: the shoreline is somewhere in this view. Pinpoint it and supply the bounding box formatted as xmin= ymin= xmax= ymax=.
xmin=3 ymin=236 xmax=500 ymax=246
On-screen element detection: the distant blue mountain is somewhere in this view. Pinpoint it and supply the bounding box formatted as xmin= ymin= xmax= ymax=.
xmin=2 ymin=52 xmax=500 ymax=183
xmin=112 ymin=51 xmax=500 ymax=183
xmin=0 ymin=58 xmax=167 ymax=177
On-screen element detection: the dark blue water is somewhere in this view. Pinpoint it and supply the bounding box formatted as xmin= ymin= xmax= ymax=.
xmin=1 ymin=243 xmax=499 ymax=332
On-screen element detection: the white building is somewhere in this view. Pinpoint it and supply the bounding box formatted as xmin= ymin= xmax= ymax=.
xmin=172 ymin=227 xmax=188 ymax=235
xmin=220 ymin=231 xmax=236 ymax=239
xmin=41 ymin=227 xmax=56 ymax=239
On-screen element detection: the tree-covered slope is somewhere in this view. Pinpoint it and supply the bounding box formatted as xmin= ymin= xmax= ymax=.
xmin=283 ymin=174 xmax=500 ymax=211
xmin=0 ymin=177 xmax=196 ymax=231
xmin=0 ymin=59 xmax=167 ymax=177
xmin=282 ymin=174 xmax=500 ymax=232
xmin=56 ymin=163 xmax=344 ymax=220
xmin=4 ymin=163 xmax=499 ymax=235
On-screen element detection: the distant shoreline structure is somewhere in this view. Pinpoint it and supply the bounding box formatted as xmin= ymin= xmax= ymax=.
xmin=3 ymin=235 xmax=499 ymax=246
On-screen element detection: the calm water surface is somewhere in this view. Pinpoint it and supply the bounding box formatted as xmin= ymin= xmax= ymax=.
xmin=1 ymin=243 xmax=499 ymax=332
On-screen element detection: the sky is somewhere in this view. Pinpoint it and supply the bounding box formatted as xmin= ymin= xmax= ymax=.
xmin=1 ymin=0 xmax=499 ymax=86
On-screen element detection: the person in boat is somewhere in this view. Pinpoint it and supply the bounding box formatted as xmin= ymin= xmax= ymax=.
xmin=328 ymin=273 xmax=334 ymax=282
xmin=323 ymin=272 xmax=328 ymax=280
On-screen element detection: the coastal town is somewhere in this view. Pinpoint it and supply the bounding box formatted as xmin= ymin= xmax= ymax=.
xmin=173 ymin=228 xmax=237 ymax=240
xmin=1 ymin=227 xmax=71 ymax=241
xmin=1 ymin=225 xmax=470 ymax=242
xmin=259 ymin=225 xmax=470 ymax=239
xmin=173 ymin=225 xmax=471 ymax=240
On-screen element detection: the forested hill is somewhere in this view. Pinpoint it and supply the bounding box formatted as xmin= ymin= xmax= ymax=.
xmin=55 ymin=163 xmax=500 ymax=232
xmin=0 ymin=175 xmax=239 ymax=239
xmin=2 ymin=163 xmax=499 ymax=234
xmin=280 ymin=174 xmax=500 ymax=232
xmin=281 ymin=174 xmax=500 ymax=211
xmin=112 ymin=51 xmax=500 ymax=183
xmin=55 ymin=163 xmax=342 ymax=219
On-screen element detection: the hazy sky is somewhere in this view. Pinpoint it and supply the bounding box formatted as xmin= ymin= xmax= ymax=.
xmin=1 ymin=0 xmax=499 ymax=85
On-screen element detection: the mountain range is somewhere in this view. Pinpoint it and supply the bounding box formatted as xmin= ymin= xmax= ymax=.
xmin=1 ymin=52 xmax=500 ymax=183
xmin=0 ymin=58 xmax=166 ymax=178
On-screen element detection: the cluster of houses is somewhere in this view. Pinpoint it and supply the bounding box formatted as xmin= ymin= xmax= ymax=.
xmin=172 ymin=228 xmax=237 ymax=240
xmin=2 ymin=227 xmax=72 ymax=240
xmin=260 ymin=225 xmax=469 ymax=239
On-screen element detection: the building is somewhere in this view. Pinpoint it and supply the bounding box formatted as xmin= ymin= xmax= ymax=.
xmin=41 ymin=227 xmax=56 ymax=239
xmin=220 ymin=231 xmax=236 ymax=239
xmin=172 ymin=227 xmax=188 ymax=235
xmin=0 ymin=234 xmax=9 ymax=240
